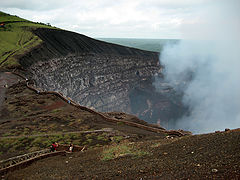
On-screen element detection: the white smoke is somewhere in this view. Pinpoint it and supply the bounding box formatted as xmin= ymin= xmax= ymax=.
xmin=160 ymin=0 xmax=240 ymax=133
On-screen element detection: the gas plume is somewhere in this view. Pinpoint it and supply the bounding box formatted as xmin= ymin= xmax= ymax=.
xmin=159 ymin=0 xmax=240 ymax=133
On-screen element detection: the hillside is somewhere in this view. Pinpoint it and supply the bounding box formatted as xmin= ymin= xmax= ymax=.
xmin=19 ymin=30 xmax=186 ymax=126
xmin=1 ymin=72 xmax=239 ymax=179
xmin=0 ymin=73 xmax=168 ymax=159
xmin=0 ymin=11 xmax=187 ymax=126
xmin=1 ymin=12 xmax=239 ymax=179
xmin=1 ymin=11 xmax=188 ymax=126
xmin=4 ymin=122 xmax=240 ymax=179
xmin=0 ymin=11 xmax=56 ymax=68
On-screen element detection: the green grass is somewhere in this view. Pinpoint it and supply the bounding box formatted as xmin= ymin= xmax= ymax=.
xmin=117 ymin=121 xmax=124 ymax=126
xmin=0 ymin=11 xmax=28 ymax=22
xmin=0 ymin=131 xmax=111 ymax=157
xmin=0 ymin=11 xmax=57 ymax=68
xmin=101 ymin=143 xmax=149 ymax=161
xmin=52 ymin=108 xmax=62 ymax=113
xmin=111 ymin=136 xmax=124 ymax=143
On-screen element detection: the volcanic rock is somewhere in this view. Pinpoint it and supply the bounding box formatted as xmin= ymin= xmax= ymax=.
xmin=19 ymin=28 xmax=186 ymax=126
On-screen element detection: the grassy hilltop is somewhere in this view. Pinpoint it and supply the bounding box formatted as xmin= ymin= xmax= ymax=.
xmin=0 ymin=11 xmax=56 ymax=68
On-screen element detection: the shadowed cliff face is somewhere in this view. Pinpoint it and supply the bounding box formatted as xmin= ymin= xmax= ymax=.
xmin=19 ymin=28 xmax=186 ymax=127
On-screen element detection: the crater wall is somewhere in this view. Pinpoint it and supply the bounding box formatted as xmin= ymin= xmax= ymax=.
xmin=19 ymin=28 xmax=186 ymax=126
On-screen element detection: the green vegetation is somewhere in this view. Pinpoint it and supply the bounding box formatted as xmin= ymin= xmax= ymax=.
xmin=0 ymin=11 xmax=56 ymax=68
xmin=101 ymin=143 xmax=149 ymax=161
xmin=117 ymin=121 xmax=124 ymax=126
xmin=0 ymin=11 xmax=28 ymax=22
xmin=52 ymin=108 xmax=62 ymax=113
xmin=0 ymin=132 xmax=111 ymax=157
xmin=111 ymin=135 xmax=124 ymax=143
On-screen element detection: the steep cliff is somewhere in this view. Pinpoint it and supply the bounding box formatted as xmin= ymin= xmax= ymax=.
xmin=19 ymin=28 xmax=185 ymax=126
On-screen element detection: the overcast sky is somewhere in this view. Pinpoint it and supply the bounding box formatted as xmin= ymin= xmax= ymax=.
xmin=0 ymin=0 xmax=227 ymax=39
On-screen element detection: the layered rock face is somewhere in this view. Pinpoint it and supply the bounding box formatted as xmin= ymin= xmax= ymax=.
xmin=28 ymin=53 xmax=160 ymax=113
xmin=19 ymin=28 xmax=186 ymax=127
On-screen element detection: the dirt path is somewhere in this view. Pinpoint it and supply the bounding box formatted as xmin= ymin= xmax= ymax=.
xmin=0 ymin=72 xmax=20 ymax=109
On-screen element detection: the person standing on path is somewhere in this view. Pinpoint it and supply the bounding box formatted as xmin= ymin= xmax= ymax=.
xmin=69 ymin=143 xmax=74 ymax=152
xmin=50 ymin=142 xmax=58 ymax=152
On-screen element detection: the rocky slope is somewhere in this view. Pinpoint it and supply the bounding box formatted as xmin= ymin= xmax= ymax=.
xmin=0 ymin=79 xmax=166 ymax=159
xmin=19 ymin=28 xmax=186 ymax=126
xmin=1 ymin=71 xmax=239 ymax=179
xmin=6 ymin=129 xmax=240 ymax=179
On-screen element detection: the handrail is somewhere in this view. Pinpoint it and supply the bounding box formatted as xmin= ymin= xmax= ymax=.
xmin=0 ymin=150 xmax=65 ymax=175
xmin=0 ymin=149 xmax=49 ymax=165
xmin=0 ymin=144 xmax=85 ymax=174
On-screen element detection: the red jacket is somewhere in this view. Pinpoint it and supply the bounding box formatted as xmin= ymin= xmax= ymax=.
xmin=52 ymin=144 xmax=57 ymax=150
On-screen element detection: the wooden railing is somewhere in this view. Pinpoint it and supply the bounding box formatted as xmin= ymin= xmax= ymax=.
xmin=0 ymin=149 xmax=49 ymax=170
xmin=0 ymin=149 xmax=65 ymax=175
xmin=0 ymin=144 xmax=86 ymax=175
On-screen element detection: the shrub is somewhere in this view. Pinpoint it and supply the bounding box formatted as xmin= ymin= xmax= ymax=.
xmin=101 ymin=143 xmax=149 ymax=161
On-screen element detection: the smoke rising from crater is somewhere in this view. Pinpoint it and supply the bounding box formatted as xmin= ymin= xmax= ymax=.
xmin=159 ymin=0 xmax=240 ymax=133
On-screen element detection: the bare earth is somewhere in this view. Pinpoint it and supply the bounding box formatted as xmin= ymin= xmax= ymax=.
xmin=1 ymin=71 xmax=239 ymax=179
xmin=5 ymin=129 xmax=240 ymax=179
xmin=0 ymin=71 xmax=19 ymax=110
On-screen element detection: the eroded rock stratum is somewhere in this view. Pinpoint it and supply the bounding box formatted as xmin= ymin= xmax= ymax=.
xmin=19 ymin=28 xmax=186 ymax=127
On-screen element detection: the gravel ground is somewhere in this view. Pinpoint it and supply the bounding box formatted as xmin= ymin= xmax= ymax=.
xmin=6 ymin=129 xmax=240 ymax=179
xmin=0 ymin=72 xmax=19 ymax=111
